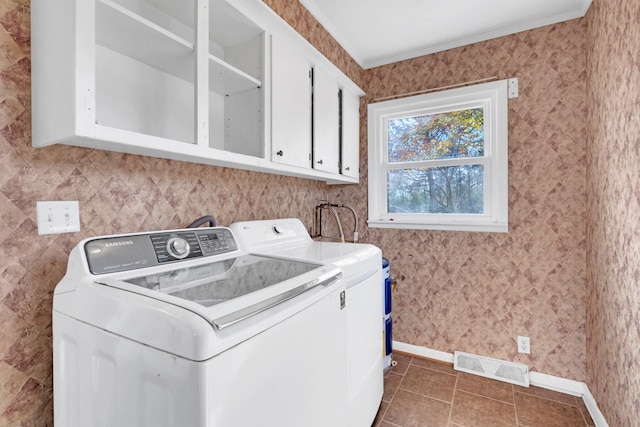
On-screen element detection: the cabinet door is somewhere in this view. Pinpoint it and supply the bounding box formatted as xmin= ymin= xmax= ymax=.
xmin=341 ymin=88 xmax=360 ymax=178
xmin=312 ymin=66 xmax=340 ymax=174
xmin=271 ymin=36 xmax=312 ymax=168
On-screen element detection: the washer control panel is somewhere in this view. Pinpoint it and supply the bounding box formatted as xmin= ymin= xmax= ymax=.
xmin=150 ymin=232 xmax=203 ymax=263
xmin=85 ymin=228 xmax=238 ymax=274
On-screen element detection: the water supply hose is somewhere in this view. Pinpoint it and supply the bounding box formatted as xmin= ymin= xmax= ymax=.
xmin=186 ymin=215 xmax=217 ymax=228
xmin=328 ymin=205 xmax=345 ymax=243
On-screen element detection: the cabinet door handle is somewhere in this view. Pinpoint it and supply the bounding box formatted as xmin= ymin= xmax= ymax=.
xmin=344 ymin=166 xmax=350 ymax=171
xmin=276 ymin=150 xmax=283 ymax=156
xmin=317 ymin=159 xmax=323 ymax=165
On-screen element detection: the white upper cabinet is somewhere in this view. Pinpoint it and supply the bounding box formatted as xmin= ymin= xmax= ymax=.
xmin=31 ymin=0 xmax=363 ymax=184
xmin=340 ymin=87 xmax=361 ymax=179
xmin=312 ymin=65 xmax=341 ymax=174
xmin=270 ymin=36 xmax=312 ymax=169
xmin=271 ymin=40 xmax=351 ymax=177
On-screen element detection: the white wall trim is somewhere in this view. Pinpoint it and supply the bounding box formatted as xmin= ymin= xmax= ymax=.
xmin=392 ymin=341 xmax=608 ymax=427
xmin=582 ymin=384 xmax=609 ymax=427
xmin=393 ymin=341 xmax=455 ymax=364
xmin=528 ymin=370 xmax=583 ymax=396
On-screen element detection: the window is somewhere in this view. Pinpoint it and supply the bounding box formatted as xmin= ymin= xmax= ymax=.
xmin=367 ymin=80 xmax=508 ymax=232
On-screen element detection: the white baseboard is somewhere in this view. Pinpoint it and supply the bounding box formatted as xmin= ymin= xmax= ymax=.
xmin=581 ymin=384 xmax=609 ymax=427
xmin=393 ymin=341 xmax=454 ymax=363
xmin=392 ymin=341 xmax=608 ymax=427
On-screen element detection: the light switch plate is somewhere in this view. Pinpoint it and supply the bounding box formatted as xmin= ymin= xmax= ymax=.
xmin=36 ymin=201 xmax=81 ymax=235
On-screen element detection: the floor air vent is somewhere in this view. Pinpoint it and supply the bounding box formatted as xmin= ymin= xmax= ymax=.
xmin=453 ymin=351 xmax=530 ymax=387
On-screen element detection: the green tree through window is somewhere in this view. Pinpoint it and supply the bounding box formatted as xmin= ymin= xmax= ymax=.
xmin=387 ymin=108 xmax=485 ymax=214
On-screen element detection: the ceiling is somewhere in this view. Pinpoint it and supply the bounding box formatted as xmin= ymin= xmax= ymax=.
xmin=299 ymin=0 xmax=593 ymax=69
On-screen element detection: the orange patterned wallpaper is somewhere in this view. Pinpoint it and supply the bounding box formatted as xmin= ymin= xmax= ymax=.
xmin=586 ymin=0 xmax=640 ymax=424
xmin=2 ymin=0 xmax=627 ymax=424
xmin=262 ymin=0 xmax=363 ymax=88
xmin=330 ymin=19 xmax=589 ymax=382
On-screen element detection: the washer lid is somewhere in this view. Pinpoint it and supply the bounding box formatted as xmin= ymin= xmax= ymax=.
xmin=123 ymin=254 xmax=320 ymax=307
xmin=96 ymin=254 xmax=342 ymax=330
xmin=229 ymin=218 xmax=382 ymax=285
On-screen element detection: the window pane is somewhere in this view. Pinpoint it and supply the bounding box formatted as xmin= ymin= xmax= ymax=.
xmin=388 ymin=108 xmax=484 ymax=163
xmin=387 ymin=165 xmax=484 ymax=214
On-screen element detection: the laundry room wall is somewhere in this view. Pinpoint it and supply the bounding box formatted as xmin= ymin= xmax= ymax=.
xmin=263 ymin=0 xmax=363 ymax=86
xmin=585 ymin=0 xmax=640 ymax=424
xmin=0 ymin=0 xmax=610 ymax=424
xmin=0 ymin=0 xmax=356 ymax=424
xmin=330 ymin=20 xmax=589 ymax=381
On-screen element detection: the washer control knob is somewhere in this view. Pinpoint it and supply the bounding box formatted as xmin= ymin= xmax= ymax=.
xmin=166 ymin=237 xmax=190 ymax=259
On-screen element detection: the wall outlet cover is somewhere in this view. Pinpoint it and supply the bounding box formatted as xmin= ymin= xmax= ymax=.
xmin=517 ymin=335 xmax=530 ymax=354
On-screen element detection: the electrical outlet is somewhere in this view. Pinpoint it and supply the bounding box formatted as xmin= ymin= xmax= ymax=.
xmin=36 ymin=201 xmax=81 ymax=235
xmin=517 ymin=336 xmax=530 ymax=354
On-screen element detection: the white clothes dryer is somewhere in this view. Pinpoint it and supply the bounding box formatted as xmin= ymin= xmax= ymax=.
xmin=230 ymin=218 xmax=384 ymax=427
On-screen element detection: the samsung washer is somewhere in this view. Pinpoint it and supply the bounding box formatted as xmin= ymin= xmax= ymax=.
xmin=53 ymin=227 xmax=348 ymax=427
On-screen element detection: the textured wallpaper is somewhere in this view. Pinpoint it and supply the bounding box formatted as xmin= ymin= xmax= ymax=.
xmin=262 ymin=0 xmax=363 ymax=88
xmin=586 ymin=0 xmax=640 ymax=424
xmin=2 ymin=0 xmax=632 ymax=424
xmin=330 ymin=20 xmax=589 ymax=381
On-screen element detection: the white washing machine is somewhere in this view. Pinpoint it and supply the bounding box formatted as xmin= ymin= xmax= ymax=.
xmin=53 ymin=227 xmax=349 ymax=427
xmin=230 ymin=218 xmax=384 ymax=427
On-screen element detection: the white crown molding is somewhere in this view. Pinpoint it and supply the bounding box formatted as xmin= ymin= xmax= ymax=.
xmin=362 ymin=4 xmax=593 ymax=69
xmin=298 ymin=0 xmax=366 ymax=66
xmin=299 ymin=0 xmax=593 ymax=70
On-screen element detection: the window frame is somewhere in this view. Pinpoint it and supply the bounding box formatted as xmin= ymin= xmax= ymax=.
xmin=367 ymin=79 xmax=509 ymax=233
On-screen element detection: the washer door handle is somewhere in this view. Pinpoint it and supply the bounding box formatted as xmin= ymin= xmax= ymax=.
xmin=212 ymin=269 xmax=342 ymax=330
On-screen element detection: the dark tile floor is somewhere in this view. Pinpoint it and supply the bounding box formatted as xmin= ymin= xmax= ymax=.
xmin=373 ymin=353 xmax=595 ymax=427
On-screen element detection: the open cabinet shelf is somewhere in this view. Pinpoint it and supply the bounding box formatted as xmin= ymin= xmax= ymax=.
xmin=209 ymin=54 xmax=261 ymax=95
xmin=97 ymin=0 xmax=261 ymax=96
xmin=97 ymin=0 xmax=194 ymax=82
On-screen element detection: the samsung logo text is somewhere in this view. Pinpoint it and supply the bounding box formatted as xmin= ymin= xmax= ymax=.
xmin=105 ymin=241 xmax=134 ymax=248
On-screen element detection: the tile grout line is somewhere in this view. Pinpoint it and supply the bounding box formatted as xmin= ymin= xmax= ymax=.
xmin=513 ymin=389 xmax=582 ymax=407
xmin=513 ymin=382 xmax=521 ymax=426
xmin=399 ymin=360 xmax=459 ymax=407
xmin=380 ymin=372 xmax=399 ymax=422
xmin=393 ymin=387 xmax=455 ymax=408
xmin=395 ymin=384 xmax=459 ymax=407
xmin=513 ymin=388 xmax=591 ymax=421
xmin=409 ymin=360 xmax=458 ymax=378
xmin=453 ymin=387 xmax=517 ymax=407
xmin=381 ymin=357 xmax=411 ymax=426
xmin=447 ymin=370 xmax=459 ymax=425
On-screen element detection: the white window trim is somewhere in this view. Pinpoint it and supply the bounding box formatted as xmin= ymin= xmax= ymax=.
xmin=367 ymin=79 xmax=509 ymax=233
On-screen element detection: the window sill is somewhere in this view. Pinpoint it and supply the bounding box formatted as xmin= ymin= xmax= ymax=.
xmin=367 ymin=219 xmax=508 ymax=233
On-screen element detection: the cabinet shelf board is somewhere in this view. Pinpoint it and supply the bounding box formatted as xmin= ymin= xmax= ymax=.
xmin=209 ymin=54 xmax=262 ymax=95
xmin=97 ymin=0 xmax=195 ymax=83
xmin=97 ymin=0 xmax=261 ymax=95
xmin=146 ymin=0 xmax=263 ymax=49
